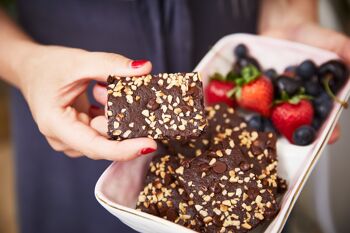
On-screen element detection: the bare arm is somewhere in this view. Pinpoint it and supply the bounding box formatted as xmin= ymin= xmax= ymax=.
xmin=0 ymin=9 xmax=37 ymax=87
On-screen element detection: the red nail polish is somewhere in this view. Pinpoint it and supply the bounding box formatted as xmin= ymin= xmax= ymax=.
xmin=131 ymin=60 xmax=148 ymax=69
xmin=140 ymin=147 xmax=156 ymax=155
xmin=97 ymin=81 xmax=107 ymax=87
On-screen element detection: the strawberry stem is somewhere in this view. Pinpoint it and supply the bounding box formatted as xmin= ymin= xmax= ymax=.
xmin=322 ymin=75 xmax=348 ymax=108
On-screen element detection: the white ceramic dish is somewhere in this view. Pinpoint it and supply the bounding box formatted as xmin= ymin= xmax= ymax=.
xmin=95 ymin=34 xmax=350 ymax=233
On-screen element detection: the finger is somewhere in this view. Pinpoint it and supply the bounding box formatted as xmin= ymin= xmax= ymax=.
xmin=89 ymin=105 xmax=104 ymax=118
xmin=47 ymin=137 xmax=70 ymax=152
xmin=92 ymin=82 xmax=108 ymax=105
xmin=90 ymin=115 xmax=108 ymax=137
xmin=328 ymin=124 xmax=340 ymax=145
xmin=54 ymin=107 xmax=157 ymax=161
xmin=63 ymin=149 xmax=83 ymax=158
xmin=79 ymin=52 xmax=152 ymax=82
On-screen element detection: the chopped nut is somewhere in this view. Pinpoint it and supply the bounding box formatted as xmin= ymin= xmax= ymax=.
xmin=199 ymin=210 xmax=208 ymax=217
xmin=242 ymin=222 xmax=252 ymax=229
xmin=195 ymin=205 xmax=203 ymax=211
xmin=126 ymin=95 xmax=133 ymax=104
xmin=175 ymin=166 xmax=184 ymax=175
xmin=142 ymin=109 xmax=150 ymax=117
xmin=203 ymin=216 xmax=213 ymax=223
xmin=216 ymin=150 xmax=223 ymax=157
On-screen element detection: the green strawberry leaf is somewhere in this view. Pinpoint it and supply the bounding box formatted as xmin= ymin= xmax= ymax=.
xmin=227 ymin=86 xmax=239 ymax=98
xmin=235 ymin=87 xmax=242 ymax=99
xmin=298 ymin=94 xmax=313 ymax=100
xmin=289 ymin=95 xmax=301 ymax=104
xmin=280 ymin=91 xmax=290 ymax=101
xmin=226 ymin=71 xmax=239 ymax=82
xmin=232 ymin=65 xmax=261 ymax=87
xmin=235 ymin=77 xmax=245 ymax=86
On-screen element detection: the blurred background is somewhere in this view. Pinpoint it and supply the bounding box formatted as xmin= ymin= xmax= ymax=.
xmin=0 ymin=0 xmax=350 ymax=233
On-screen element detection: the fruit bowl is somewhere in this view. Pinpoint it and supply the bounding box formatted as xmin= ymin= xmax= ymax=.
xmin=95 ymin=34 xmax=350 ymax=233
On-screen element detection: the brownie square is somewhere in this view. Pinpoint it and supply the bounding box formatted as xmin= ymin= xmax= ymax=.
xmin=175 ymin=136 xmax=279 ymax=232
xmin=107 ymin=73 xmax=207 ymax=140
xmin=136 ymin=154 xmax=204 ymax=231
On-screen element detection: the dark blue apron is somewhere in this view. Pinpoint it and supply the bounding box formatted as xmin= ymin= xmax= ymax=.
xmin=11 ymin=1 xmax=259 ymax=232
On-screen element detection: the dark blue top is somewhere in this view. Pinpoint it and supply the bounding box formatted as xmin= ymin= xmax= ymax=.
xmin=11 ymin=1 xmax=259 ymax=232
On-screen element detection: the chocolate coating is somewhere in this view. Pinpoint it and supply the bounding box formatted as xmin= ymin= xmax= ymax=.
xmin=107 ymin=73 xmax=207 ymax=140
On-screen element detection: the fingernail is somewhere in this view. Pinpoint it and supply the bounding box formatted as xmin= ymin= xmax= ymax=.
xmin=97 ymin=81 xmax=107 ymax=87
xmin=131 ymin=60 xmax=148 ymax=69
xmin=140 ymin=147 xmax=156 ymax=155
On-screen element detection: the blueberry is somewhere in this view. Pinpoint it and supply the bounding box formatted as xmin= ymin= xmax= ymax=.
xmin=318 ymin=60 xmax=349 ymax=94
xmin=264 ymin=69 xmax=278 ymax=83
xmin=284 ymin=65 xmax=297 ymax=74
xmin=313 ymin=91 xmax=332 ymax=105
xmin=263 ymin=118 xmax=277 ymax=134
xmin=233 ymin=56 xmax=261 ymax=74
xmin=305 ymin=80 xmax=323 ymax=97
xmin=314 ymin=99 xmax=333 ymax=120
xmin=292 ymin=125 xmax=316 ymax=146
xmin=276 ymin=76 xmax=302 ymax=97
xmin=296 ymin=60 xmax=317 ymax=80
xmin=248 ymin=115 xmax=264 ymax=131
xmin=234 ymin=44 xmax=248 ymax=59
xmin=311 ymin=117 xmax=323 ymax=130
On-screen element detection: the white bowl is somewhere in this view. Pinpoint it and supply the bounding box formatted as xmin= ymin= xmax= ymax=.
xmin=95 ymin=34 xmax=350 ymax=233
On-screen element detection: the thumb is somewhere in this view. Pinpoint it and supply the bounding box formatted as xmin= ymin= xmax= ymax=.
xmin=78 ymin=52 xmax=152 ymax=82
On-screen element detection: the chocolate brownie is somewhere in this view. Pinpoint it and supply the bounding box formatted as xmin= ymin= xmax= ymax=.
xmin=136 ymin=154 xmax=204 ymax=231
xmin=164 ymin=103 xmax=247 ymax=158
xmin=107 ymin=73 xmax=207 ymax=140
xmin=175 ymin=137 xmax=279 ymax=232
xmin=210 ymin=127 xmax=281 ymax=195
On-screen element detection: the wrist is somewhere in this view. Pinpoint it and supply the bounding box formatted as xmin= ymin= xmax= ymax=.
xmin=1 ymin=40 xmax=41 ymax=89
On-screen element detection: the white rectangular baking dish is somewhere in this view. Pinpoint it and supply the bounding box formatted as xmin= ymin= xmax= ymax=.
xmin=95 ymin=34 xmax=350 ymax=233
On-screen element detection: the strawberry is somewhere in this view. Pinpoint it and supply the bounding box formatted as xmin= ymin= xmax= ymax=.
xmin=236 ymin=77 xmax=274 ymax=117
xmin=271 ymin=99 xmax=314 ymax=143
xmin=205 ymin=73 xmax=235 ymax=107
xmin=231 ymin=65 xmax=274 ymax=117
xmin=205 ymin=80 xmax=236 ymax=107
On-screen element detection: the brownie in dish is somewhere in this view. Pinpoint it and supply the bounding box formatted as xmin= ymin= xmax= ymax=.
xmin=136 ymin=154 xmax=204 ymax=231
xmin=137 ymin=103 xmax=286 ymax=232
xmin=164 ymin=103 xmax=247 ymax=158
xmin=175 ymin=134 xmax=279 ymax=232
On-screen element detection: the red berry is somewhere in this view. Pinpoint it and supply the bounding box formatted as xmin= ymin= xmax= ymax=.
xmin=205 ymin=80 xmax=236 ymax=107
xmin=236 ymin=76 xmax=274 ymax=117
xmin=271 ymin=100 xmax=314 ymax=143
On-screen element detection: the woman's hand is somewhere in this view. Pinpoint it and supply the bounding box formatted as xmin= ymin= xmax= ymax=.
xmin=16 ymin=45 xmax=157 ymax=160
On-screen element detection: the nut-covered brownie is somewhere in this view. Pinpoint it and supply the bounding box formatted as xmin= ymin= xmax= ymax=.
xmin=164 ymin=103 xmax=247 ymax=158
xmin=136 ymin=154 xmax=204 ymax=231
xmin=175 ymin=140 xmax=279 ymax=232
xmin=137 ymin=103 xmax=286 ymax=232
xmin=107 ymin=73 xmax=207 ymax=140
